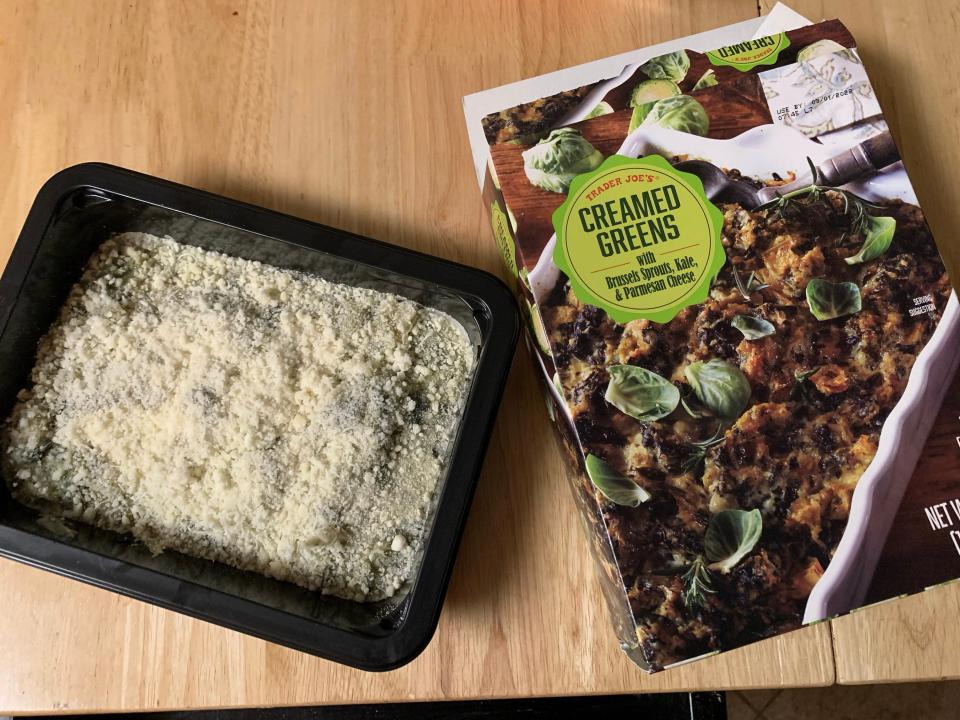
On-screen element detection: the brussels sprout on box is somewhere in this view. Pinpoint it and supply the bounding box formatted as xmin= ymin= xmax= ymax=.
xmin=628 ymin=78 xmax=681 ymax=132
xmin=639 ymin=50 xmax=690 ymax=84
xmin=521 ymin=128 xmax=604 ymax=195
xmin=805 ymin=278 xmax=862 ymax=321
xmin=691 ymin=68 xmax=718 ymax=91
xmin=684 ymin=359 xmax=751 ymax=421
xmin=641 ymin=95 xmax=710 ymax=136
xmin=630 ymin=78 xmax=681 ymax=109
xmin=585 ymin=101 xmax=614 ymax=119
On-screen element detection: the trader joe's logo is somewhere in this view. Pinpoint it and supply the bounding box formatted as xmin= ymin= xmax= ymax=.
xmin=706 ymin=32 xmax=790 ymax=71
xmin=552 ymin=154 xmax=724 ymax=324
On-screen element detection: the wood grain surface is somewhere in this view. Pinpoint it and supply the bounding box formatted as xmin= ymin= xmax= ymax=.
xmin=0 ymin=0 xmax=954 ymax=713
xmin=0 ymin=1 xmax=837 ymax=713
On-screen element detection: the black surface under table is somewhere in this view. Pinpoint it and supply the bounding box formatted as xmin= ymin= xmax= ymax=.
xmin=12 ymin=692 xmax=726 ymax=720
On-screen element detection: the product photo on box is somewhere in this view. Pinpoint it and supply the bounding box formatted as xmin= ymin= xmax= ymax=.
xmin=466 ymin=12 xmax=960 ymax=673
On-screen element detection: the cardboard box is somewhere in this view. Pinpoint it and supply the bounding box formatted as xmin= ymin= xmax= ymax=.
xmin=464 ymin=5 xmax=960 ymax=671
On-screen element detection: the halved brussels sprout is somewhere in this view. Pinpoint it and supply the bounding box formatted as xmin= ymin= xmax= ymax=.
xmin=630 ymin=78 xmax=681 ymax=108
xmin=628 ymin=79 xmax=682 ymax=132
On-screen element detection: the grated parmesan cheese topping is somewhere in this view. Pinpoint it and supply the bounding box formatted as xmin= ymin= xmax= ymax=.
xmin=2 ymin=232 xmax=475 ymax=601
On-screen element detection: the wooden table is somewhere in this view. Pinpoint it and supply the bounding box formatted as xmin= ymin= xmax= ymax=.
xmin=0 ymin=0 xmax=957 ymax=713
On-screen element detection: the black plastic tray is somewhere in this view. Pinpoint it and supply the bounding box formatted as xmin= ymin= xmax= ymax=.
xmin=0 ymin=163 xmax=518 ymax=671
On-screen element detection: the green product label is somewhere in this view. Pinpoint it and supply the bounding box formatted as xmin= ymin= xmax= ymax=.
xmin=491 ymin=201 xmax=519 ymax=279
xmin=706 ymin=32 xmax=790 ymax=71
xmin=552 ymin=155 xmax=725 ymax=325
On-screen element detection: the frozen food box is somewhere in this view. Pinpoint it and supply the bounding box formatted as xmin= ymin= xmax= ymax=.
xmin=465 ymin=12 xmax=960 ymax=671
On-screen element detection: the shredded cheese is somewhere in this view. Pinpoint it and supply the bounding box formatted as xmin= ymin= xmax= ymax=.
xmin=3 ymin=233 xmax=474 ymax=601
